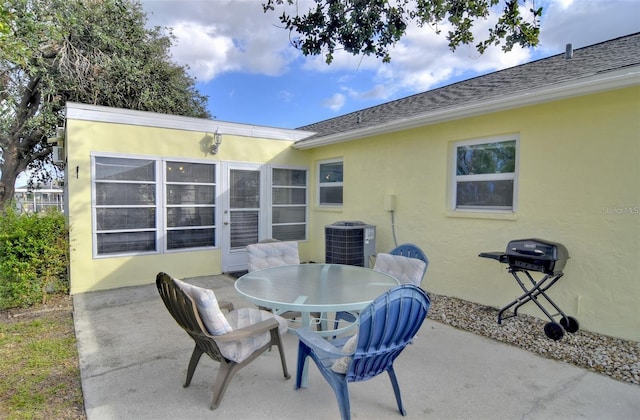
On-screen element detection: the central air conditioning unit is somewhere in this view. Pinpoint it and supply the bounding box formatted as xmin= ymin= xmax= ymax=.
xmin=325 ymin=221 xmax=376 ymax=267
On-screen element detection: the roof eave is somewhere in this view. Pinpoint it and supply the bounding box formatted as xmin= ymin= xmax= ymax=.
xmin=293 ymin=66 xmax=640 ymax=150
xmin=65 ymin=102 xmax=316 ymax=142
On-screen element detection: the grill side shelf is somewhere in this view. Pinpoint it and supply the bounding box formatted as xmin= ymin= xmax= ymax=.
xmin=478 ymin=252 xmax=508 ymax=263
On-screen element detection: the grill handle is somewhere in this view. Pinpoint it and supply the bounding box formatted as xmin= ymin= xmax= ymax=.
xmin=512 ymin=249 xmax=544 ymax=256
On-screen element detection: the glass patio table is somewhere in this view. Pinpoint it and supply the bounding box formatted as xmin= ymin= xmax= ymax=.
xmin=235 ymin=263 xmax=399 ymax=337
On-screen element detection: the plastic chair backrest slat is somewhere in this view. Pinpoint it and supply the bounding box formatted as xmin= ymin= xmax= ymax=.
xmin=347 ymin=285 xmax=430 ymax=382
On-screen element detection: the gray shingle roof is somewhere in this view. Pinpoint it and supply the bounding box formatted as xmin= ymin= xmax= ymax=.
xmin=296 ymin=32 xmax=640 ymax=141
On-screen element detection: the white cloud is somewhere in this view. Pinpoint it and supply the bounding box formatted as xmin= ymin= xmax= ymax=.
xmin=278 ymin=90 xmax=294 ymax=103
xmin=322 ymin=93 xmax=346 ymax=112
xmin=296 ymin=4 xmax=536 ymax=111
xmin=551 ymin=0 xmax=575 ymax=10
xmin=537 ymin=0 xmax=640 ymax=52
xmin=143 ymin=0 xmax=637 ymax=85
xmin=140 ymin=0 xmax=640 ymax=126
xmin=331 ymin=11 xmax=533 ymax=103
xmin=169 ymin=22 xmax=237 ymax=80
xmin=143 ymin=0 xmax=299 ymax=81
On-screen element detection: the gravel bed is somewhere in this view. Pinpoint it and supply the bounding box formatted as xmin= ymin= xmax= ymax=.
xmin=426 ymin=293 xmax=640 ymax=386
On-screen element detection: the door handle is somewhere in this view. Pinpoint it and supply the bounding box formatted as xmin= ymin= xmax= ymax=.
xmin=224 ymin=221 xmax=231 ymax=225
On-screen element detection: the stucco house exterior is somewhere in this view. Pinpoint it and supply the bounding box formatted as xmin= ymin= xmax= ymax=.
xmin=60 ymin=33 xmax=639 ymax=341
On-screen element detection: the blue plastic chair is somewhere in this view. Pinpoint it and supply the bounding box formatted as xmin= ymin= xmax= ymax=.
xmin=334 ymin=243 xmax=429 ymax=328
xmin=295 ymin=284 xmax=431 ymax=420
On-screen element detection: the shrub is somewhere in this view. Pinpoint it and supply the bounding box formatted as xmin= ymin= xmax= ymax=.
xmin=0 ymin=208 xmax=70 ymax=309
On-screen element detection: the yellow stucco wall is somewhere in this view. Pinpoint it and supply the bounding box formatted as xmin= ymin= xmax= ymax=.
xmin=305 ymin=87 xmax=639 ymax=341
xmin=65 ymin=86 xmax=638 ymax=341
xmin=65 ymin=118 xmax=309 ymax=294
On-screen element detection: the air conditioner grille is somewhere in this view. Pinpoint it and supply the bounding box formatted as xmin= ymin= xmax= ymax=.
xmin=326 ymin=228 xmax=365 ymax=266
xmin=325 ymin=221 xmax=375 ymax=267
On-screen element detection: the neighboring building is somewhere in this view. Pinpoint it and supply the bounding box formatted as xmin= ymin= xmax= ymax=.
xmin=62 ymin=33 xmax=640 ymax=341
xmin=14 ymin=181 xmax=65 ymax=214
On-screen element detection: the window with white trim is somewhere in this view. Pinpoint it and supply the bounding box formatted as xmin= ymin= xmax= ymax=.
xmin=271 ymin=167 xmax=307 ymax=240
xmin=165 ymin=161 xmax=216 ymax=249
xmin=93 ymin=155 xmax=217 ymax=256
xmin=318 ymin=159 xmax=343 ymax=206
xmin=94 ymin=156 xmax=158 ymax=255
xmin=453 ymin=136 xmax=518 ymax=211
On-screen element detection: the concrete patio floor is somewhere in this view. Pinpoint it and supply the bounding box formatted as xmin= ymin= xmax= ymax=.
xmin=73 ymin=275 xmax=639 ymax=420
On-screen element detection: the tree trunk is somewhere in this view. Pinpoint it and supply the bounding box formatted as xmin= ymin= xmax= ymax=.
xmin=0 ymin=143 xmax=27 ymax=211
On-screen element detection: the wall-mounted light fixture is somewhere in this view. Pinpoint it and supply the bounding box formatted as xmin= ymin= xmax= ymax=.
xmin=210 ymin=128 xmax=222 ymax=155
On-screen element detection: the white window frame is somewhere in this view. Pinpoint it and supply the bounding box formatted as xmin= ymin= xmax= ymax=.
xmin=451 ymin=135 xmax=519 ymax=213
xmin=91 ymin=153 xmax=219 ymax=258
xmin=268 ymin=165 xmax=308 ymax=241
xmin=317 ymin=158 xmax=343 ymax=207
xmin=163 ymin=160 xmax=219 ymax=252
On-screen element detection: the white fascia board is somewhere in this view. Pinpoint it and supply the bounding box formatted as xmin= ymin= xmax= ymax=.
xmin=293 ymin=67 xmax=640 ymax=150
xmin=65 ymin=102 xmax=315 ymax=142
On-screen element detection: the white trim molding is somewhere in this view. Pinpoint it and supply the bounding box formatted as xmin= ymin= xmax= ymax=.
xmin=65 ymin=102 xmax=316 ymax=142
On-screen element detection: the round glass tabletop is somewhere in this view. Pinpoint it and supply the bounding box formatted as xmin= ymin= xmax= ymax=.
xmin=235 ymin=263 xmax=399 ymax=312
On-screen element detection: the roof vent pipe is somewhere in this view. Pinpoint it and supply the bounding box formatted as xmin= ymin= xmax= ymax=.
xmin=565 ymin=43 xmax=573 ymax=59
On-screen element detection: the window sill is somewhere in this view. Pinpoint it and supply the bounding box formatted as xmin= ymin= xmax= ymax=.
xmin=445 ymin=210 xmax=517 ymax=221
xmin=314 ymin=205 xmax=343 ymax=212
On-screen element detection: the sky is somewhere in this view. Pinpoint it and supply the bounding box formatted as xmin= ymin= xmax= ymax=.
xmin=10 ymin=0 xmax=640 ymax=188
xmin=140 ymin=0 xmax=640 ymax=130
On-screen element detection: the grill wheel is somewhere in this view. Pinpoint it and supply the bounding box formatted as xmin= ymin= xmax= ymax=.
xmin=560 ymin=316 xmax=580 ymax=333
xmin=544 ymin=322 xmax=565 ymax=340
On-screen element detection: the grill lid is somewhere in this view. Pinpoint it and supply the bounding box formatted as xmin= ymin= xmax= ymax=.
xmin=479 ymin=238 xmax=570 ymax=275
xmin=506 ymin=238 xmax=569 ymax=261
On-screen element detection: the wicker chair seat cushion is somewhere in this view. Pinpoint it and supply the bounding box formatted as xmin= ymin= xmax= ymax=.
xmin=222 ymin=307 xmax=288 ymax=363
xmin=174 ymin=278 xmax=233 ymax=335
xmin=247 ymin=241 xmax=300 ymax=271
xmin=373 ymin=253 xmax=426 ymax=286
xmin=330 ymin=334 xmax=358 ymax=374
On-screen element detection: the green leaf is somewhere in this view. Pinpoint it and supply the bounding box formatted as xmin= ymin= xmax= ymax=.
xmin=1 ymin=0 xmax=211 ymax=210
xmin=264 ymin=0 xmax=542 ymax=64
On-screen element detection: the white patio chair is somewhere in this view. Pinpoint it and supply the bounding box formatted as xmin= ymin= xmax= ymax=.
xmin=246 ymin=241 xmax=321 ymax=324
xmin=334 ymin=245 xmax=428 ymax=330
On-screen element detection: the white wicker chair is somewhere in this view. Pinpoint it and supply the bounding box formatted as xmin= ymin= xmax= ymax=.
xmin=246 ymin=241 xmax=321 ymax=324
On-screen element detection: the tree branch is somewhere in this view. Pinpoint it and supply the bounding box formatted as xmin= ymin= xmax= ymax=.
xmin=15 ymin=76 xmax=42 ymax=126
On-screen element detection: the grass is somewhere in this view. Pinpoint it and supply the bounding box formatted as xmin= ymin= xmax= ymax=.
xmin=0 ymin=296 xmax=85 ymax=420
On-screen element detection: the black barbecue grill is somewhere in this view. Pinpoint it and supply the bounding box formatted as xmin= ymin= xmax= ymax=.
xmin=479 ymin=238 xmax=579 ymax=340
